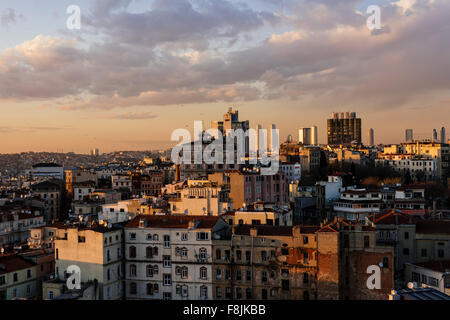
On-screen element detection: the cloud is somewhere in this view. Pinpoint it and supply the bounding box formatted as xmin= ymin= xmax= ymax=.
xmin=0 ymin=0 xmax=449 ymax=117
xmin=104 ymin=111 xmax=159 ymax=120
xmin=1 ymin=8 xmax=23 ymax=28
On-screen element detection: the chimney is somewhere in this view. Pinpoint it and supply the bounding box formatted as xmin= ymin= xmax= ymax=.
xmin=188 ymin=220 xmax=196 ymax=229
xmin=250 ymin=227 xmax=258 ymax=237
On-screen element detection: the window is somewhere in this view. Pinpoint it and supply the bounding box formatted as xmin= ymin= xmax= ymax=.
xmin=107 ymin=269 xmax=111 ymax=281
xmin=154 ymin=283 xmax=159 ymax=293
xmin=200 ymin=286 xmax=208 ymax=299
xmin=129 ymin=246 xmax=136 ymax=258
xmin=303 ymin=236 xmax=309 ymax=244
xmin=163 ymin=256 xmax=171 ymax=267
xmin=236 ymin=287 xmax=242 ymax=299
xmin=421 ymin=274 xmax=427 ymax=284
xmin=216 ymin=287 xmax=222 ymax=299
xmin=146 ymin=265 xmax=153 ymax=277
xmin=117 ymin=248 xmax=121 ymax=258
xmin=429 ymin=277 xmax=438 ymax=287
xmin=438 ymin=249 xmax=444 ymax=258
xmin=236 ymin=270 xmax=242 ymax=281
xmin=154 ymin=265 xmax=159 ymax=274
xmin=364 ymin=236 xmax=370 ymax=248
xmin=146 ymin=246 xmax=153 ymax=258
xmin=147 ymin=283 xmax=153 ymax=295
xmin=163 ymin=292 xmax=171 ymax=300
xmin=199 ymin=248 xmax=207 ymax=261
xmin=216 ymin=249 xmax=221 ymax=260
xmin=27 ymin=269 xmax=32 ymax=279
xmin=246 ymin=288 xmax=252 ymax=299
xmin=282 ymin=280 xmax=290 ymax=291
xmin=13 ymin=273 xmax=18 ymax=282
xmin=200 ymin=267 xmax=207 ymax=280
xmin=129 ymin=282 xmax=137 ymax=294
xmin=216 ymin=268 xmax=222 ymax=280
xmin=153 ymin=234 xmax=159 ymax=241
xmin=411 ymin=272 xmax=420 ymax=282
xmin=181 ymin=285 xmax=188 ymax=297
xmin=129 ymin=233 xmax=136 ymax=240
xmin=281 ymin=248 xmax=289 ymax=255
xmin=246 ymin=270 xmax=252 ymax=282
xmin=182 ymin=247 xmax=188 ymax=258
xmin=225 ymin=269 xmax=231 ymax=280
xmin=261 ymin=251 xmax=267 ymax=262
xmin=262 ymin=271 xmax=267 ymax=282
xmin=181 ymin=233 xmax=188 ymax=241
xmin=404 ymin=232 xmax=409 ymax=240
xmin=225 ymin=287 xmax=232 ymax=299
xmin=382 ymin=257 xmax=389 ymax=268
xmin=245 ymin=251 xmax=251 ymax=262
xmin=0 ymin=276 xmax=5 ymax=285
xmin=303 ymin=272 xmax=309 ymax=284
xmin=147 ymin=234 xmax=152 ymax=240
xmin=181 ymin=267 xmax=188 ymax=278
xmin=163 ymin=274 xmax=172 ymax=286
xmin=164 ymin=235 xmax=170 ymax=248
xmin=48 ymin=290 xmax=54 ymax=300
xmin=421 ymin=248 xmax=427 ymax=257
xmin=236 ymin=250 xmax=242 ymax=261
xmin=403 ymin=248 xmax=410 ymax=256
xmin=130 ymin=264 xmax=137 ymax=277
xmin=343 ymin=234 xmax=349 ymax=248
xmin=197 ymin=232 xmax=209 ymax=240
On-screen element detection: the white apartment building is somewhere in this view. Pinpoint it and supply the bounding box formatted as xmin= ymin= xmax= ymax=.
xmin=168 ymin=180 xmax=231 ymax=216
xmin=124 ymin=215 xmax=228 ymax=300
xmin=112 ymin=174 xmax=132 ymax=192
xmin=73 ymin=182 xmax=96 ymax=201
xmin=376 ymin=156 xmax=437 ymax=181
xmin=0 ymin=210 xmax=45 ymax=246
xmin=334 ymin=189 xmax=382 ymax=221
xmin=281 ymin=163 xmax=301 ymax=183
xmin=52 ymin=223 xmax=123 ymax=300
xmin=100 ymin=199 xmax=148 ymax=223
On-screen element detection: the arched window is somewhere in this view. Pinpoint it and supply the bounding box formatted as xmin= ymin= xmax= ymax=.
xmin=175 ymin=266 xmax=181 ymax=275
xmin=147 ymin=233 xmax=152 ymax=240
xmin=146 ymin=246 xmax=153 ymax=258
xmin=200 ymin=286 xmax=207 ymax=299
xmin=146 ymin=265 xmax=153 ymax=277
xmin=129 ymin=246 xmax=136 ymax=258
xmin=130 ymin=264 xmax=137 ymax=277
xmin=182 ymin=247 xmax=188 ymax=257
xmin=200 ymin=267 xmax=207 ymax=280
xmin=182 ymin=266 xmax=188 ymax=278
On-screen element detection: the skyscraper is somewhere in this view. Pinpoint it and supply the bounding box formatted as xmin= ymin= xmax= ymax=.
xmin=327 ymin=112 xmax=361 ymax=145
xmin=433 ymin=129 xmax=438 ymax=142
xmin=440 ymin=127 xmax=446 ymax=143
xmin=368 ymin=128 xmax=374 ymax=146
xmin=311 ymin=126 xmax=318 ymax=145
xmin=405 ymin=129 xmax=413 ymax=142
xmin=299 ymin=127 xmax=312 ymax=145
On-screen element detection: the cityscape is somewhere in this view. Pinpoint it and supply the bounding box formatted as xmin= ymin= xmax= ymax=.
xmin=0 ymin=0 xmax=450 ymax=311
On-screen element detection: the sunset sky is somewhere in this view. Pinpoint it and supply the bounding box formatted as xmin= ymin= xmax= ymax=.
xmin=0 ymin=0 xmax=449 ymax=153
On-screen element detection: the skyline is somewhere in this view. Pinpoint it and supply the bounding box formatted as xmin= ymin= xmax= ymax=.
xmin=0 ymin=0 xmax=449 ymax=153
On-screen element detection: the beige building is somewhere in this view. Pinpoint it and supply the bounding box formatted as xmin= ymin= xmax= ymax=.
xmin=49 ymin=223 xmax=124 ymax=300
xmin=124 ymin=215 xmax=228 ymax=300
xmin=0 ymin=254 xmax=38 ymax=300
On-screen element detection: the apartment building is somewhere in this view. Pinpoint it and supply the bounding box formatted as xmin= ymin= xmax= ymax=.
xmin=168 ymin=180 xmax=231 ymax=216
xmin=0 ymin=208 xmax=45 ymax=246
xmin=333 ymin=189 xmax=382 ymax=221
xmin=49 ymin=223 xmax=124 ymax=300
xmin=124 ymin=215 xmax=228 ymax=300
xmin=112 ymin=174 xmax=132 ymax=192
xmin=31 ymin=180 xmax=63 ymax=221
xmin=0 ymin=254 xmax=38 ymax=300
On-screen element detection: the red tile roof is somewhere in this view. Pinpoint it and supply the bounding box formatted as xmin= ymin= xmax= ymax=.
xmin=413 ymin=260 xmax=450 ymax=273
xmin=0 ymin=254 xmax=36 ymax=275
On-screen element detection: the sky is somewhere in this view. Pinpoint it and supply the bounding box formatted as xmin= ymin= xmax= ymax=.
xmin=0 ymin=0 xmax=449 ymax=153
